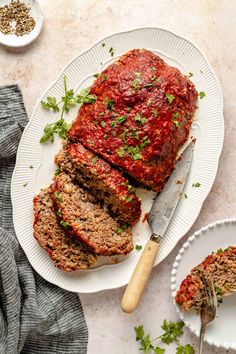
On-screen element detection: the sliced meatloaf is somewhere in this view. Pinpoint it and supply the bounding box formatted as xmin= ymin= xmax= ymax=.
xmin=175 ymin=247 xmax=236 ymax=312
xmin=55 ymin=142 xmax=141 ymax=226
xmin=67 ymin=49 xmax=198 ymax=191
xmin=33 ymin=187 xmax=96 ymax=271
xmin=51 ymin=172 xmax=134 ymax=256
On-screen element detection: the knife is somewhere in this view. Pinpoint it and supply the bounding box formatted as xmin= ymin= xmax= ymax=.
xmin=121 ymin=142 xmax=194 ymax=313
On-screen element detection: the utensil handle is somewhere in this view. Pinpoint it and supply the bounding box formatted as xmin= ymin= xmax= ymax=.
xmin=121 ymin=239 xmax=160 ymax=313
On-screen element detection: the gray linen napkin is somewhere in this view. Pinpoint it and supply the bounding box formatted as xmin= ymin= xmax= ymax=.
xmin=0 ymin=85 xmax=88 ymax=354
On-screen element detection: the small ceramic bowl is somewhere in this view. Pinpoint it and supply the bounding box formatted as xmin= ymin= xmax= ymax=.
xmin=0 ymin=0 xmax=43 ymax=48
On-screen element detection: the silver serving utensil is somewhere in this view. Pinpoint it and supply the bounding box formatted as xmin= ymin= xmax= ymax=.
xmin=121 ymin=142 xmax=194 ymax=313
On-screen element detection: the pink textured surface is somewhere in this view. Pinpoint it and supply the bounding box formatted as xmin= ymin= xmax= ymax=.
xmin=0 ymin=1 xmax=235 ymax=353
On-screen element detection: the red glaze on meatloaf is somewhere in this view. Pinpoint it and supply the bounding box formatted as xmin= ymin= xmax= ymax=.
xmin=51 ymin=173 xmax=134 ymax=256
xmin=176 ymin=247 xmax=236 ymax=311
xmin=55 ymin=142 xmax=141 ymax=226
xmin=68 ymin=49 xmax=198 ymax=191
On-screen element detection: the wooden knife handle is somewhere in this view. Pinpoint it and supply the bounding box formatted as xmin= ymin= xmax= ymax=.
xmin=121 ymin=239 xmax=160 ymax=313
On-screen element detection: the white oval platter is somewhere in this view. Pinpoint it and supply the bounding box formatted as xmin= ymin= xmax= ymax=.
xmin=11 ymin=27 xmax=224 ymax=293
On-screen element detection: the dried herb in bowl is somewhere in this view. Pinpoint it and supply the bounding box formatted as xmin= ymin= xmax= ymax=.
xmin=0 ymin=0 xmax=36 ymax=36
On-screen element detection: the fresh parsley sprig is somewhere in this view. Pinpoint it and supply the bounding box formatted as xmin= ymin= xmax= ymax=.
xmin=40 ymin=76 xmax=96 ymax=143
xmin=134 ymin=321 xmax=195 ymax=354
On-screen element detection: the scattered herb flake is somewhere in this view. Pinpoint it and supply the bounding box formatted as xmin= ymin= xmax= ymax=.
xmin=173 ymin=120 xmax=179 ymax=127
xmin=166 ymin=93 xmax=175 ymax=104
xmin=23 ymin=182 xmax=28 ymax=187
xmin=107 ymin=99 xmax=115 ymax=110
xmin=111 ymin=121 xmax=117 ymax=128
xmin=198 ymin=91 xmax=206 ymax=99
xmin=116 ymin=115 xmax=127 ymax=123
xmin=54 ymin=167 xmax=61 ymax=176
xmin=29 ymin=165 xmax=33 ymax=169
xmin=100 ymin=120 xmax=106 ymax=127
xmin=102 ymin=42 xmax=105 ymax=47
xmin=117 ymin=146 xmax=126 ymax=157
xmin=109 ymin=47 xmax=115 ymax=56
xmin=135 ymin=244 xmax=142 ymax=251
xmin=102 ymin=75 xmax=108 ymax=82
xmin=94 ymin=73 xmax=100 ymax=78
xmin=144 ymin=83 xmax=153 ymax=88
xmin=134 ymin=113 xmax=147 ymax=125
xmin=188 ymin=72 xmax=193 ymax=78
xmin=215 ymin=287 xmax=223 ymax=296
xmin=152 ymin=108 xmax=158 ymax=117
xmin=192 ymin=182 xmax=201 ymax=188
xmin=91 ymin=157 xmax=98 ymax=165
xmin=176 ymin=344 xmax=195 ymax=354
xmin=151 ymin=66 xmax=157 ymax=71
xmin=184 ymin=193 xmax=188 ymax=199
xmin=60 ymin=220 xmax=70 ymax=230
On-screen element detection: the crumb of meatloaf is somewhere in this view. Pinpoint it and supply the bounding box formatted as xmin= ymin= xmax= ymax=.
xmin=55 ymin=142 xmax=141 ymax=226
xmin=67 ymin=48 xmax=198 ymax=191
xmin=175 ymin=246 xmax=236 ymax=311
xmin=51 ymin=172 xmax=134 ymax=256
xmin=33 ymin=187 xmax=96 ymax=271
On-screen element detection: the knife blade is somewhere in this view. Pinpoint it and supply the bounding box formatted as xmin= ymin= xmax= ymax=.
xmin=148 ymin=142 xmax=194 ymax=242
xmin=121 ymin=142 xmax=194 ymax=313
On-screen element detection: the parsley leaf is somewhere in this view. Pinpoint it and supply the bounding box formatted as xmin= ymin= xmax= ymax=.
xmin=117 ymin=146 xmax=126 ymax=157
xmin=134 ymin=113 xmax=147 ymax=125
xmin=60 ymin=220 xmax=70 ymax=230
xmin=152 ymin=108 xmax=158 ymax=117
xmin=41 ymin=96 xmax=60 ymax=112
xmin=188 ymin=72 xmax=193 ymax=78
xmin=215 ymin=287 xmax=223 ymax=296
xmin=135 ymin=244 xmax=142 ymax=251
xmin=166 ymin=93 xmax=175 ymax=104
xmin=100 ymin=120 xmax=106 ymax=127
xmin=135 ymin=326 xmax=145 ymax=341
xmin=159 ymin=320 xmax=184 ymax=344
xmin=176 ymin=344 xmax=195 ymax=354
xmin=109 ymin=47 xmax=115 ymax=56
xmin=54 ymin=167 xmax=61 ymax=176
xmin=153 ymin=348 xmax=165 ymax=354
xmin=116 ymin=115 xmax=127 ymax=123
xmin=198 ymin=91 xmax=206 ymax=99
xmin=192 ymin=182 xmax=201 ymax=187
xmin=107 ymin=99 xmax=115 ymax=110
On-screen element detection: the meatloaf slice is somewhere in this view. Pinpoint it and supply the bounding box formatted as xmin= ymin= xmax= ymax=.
xmin=175 ymin=247 xmax=236 ymax=312
xmin=67 ymin=48 xmax=198 ymax=191
xmin=51 ymin=172 xmax=134 ymax=256
xmin=33 ymin=187 xmax=96 ymax=271
xmin=55 ymin=142 xmax=141 ymax=226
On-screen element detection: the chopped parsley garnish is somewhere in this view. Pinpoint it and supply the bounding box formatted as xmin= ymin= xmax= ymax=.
xmin=188 ymin=72 xmax=193 ymax=78
xmin=94 ymin=73 xmax=100 ymax=78
xmin=116 ymin=224 xmax=128 ymax=234
xmin=198 ymin=91 xmax=206 ymax=99
xmin=144 ymin=83 xmax=153 ymax=88
xmin=140 ymin=136 xmax=151 ymax=148
xmin=104 ymin=134 xmax=108 ymax=140
xmin=134 ymin=113 xmax=147 ymax=125
xmin=117 ymin=146 xmax=126 ymax=157
xmin=120 ymin=182 xmax=126 ymax=186
xmin=192 ymin=182 xmax=201 ymax=188
xmin=152 ymin=108 xmax=158 ymax=117
xmin=60 ymin=220 xmax=70 ymax=230
xmin=132 ymin=78 xmax=142 ymax=91
xmin=107 ymin=99 xmax=115 ymax=110
xmin=54 ymin=191 xmax=62 ymax=203
xmin=130 ymin=130 xmax=140 ymax=140
xmin=100 ymin=120 xmax=106 ymax=127
xmin=102 ymin=75 xmax=107 ymax=82
xmin=120 ymin=129 xmax=128 ymax=141
xmin=112 ymin=131 xmax=117 ymax=137
xmin=126 ymin=197 xmax=133 ymax=203
xmin=91 ymin=157 xmax=98 ymax=165
xmin=127 ymin=145 xmax=142 ymax=160
xmin=56 ymin=209 xmax=62 ymax=217
xmin=173 ymin=112 xmax=179 ymax=119
xmin=54 ymin=167 xmax=61 ymax=176
xmin=29 ymin=165 xmax=33 ymax=169
xmin=111 ymin=121 xmax=117 ymax=128
xmin=116 ymin=115 xmax=127 ymax=123
xmin=23 ymin=182 xmax=28 ymax=187
xmin=184 ymin=193 xmax=188 ymax=199
xmin=134 ymin=72 xmax=141 ymax=77
xmin=151 ymin=66 xmax=156 ymax=71
xmin=215 ymin=287 xmax=223 ymax=296
xmin=109 ymin=47 xmax=115 ymax=56
xmin=99 ymin=112 xmax=105 ymax=117
xmin=173 ymin=120 xmax=179 ymax=127
xmin=102 ymin=42 xmax=105 ymax=47
xmin=166 ymin=93 xmax=175 ymax=104
xmin=173 ymin=113 xmax=179 ymax=127
xmin=135 ymin=245 xmax=142 ymax=251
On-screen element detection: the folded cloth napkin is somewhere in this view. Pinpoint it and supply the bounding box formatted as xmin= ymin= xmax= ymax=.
xmin=0 ymin=85 xmax=88 ymax=354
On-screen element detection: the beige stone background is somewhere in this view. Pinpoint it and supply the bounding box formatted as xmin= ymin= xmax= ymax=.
xmin=1 ymin=0 xmax=236 ymax=353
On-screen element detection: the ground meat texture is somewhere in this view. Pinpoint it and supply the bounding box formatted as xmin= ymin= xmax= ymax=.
xmin=55 ymin=143 xmax=141 ymax=226
xmin=33 ymin=188 xmax=96 ymax=271
xmin=51 ymin=173 xmax=134 ymax=256
xmin=67 ymin=49 xmax=198 ymax=191
xmin=175 ymin=247 xmax=236 ymax=312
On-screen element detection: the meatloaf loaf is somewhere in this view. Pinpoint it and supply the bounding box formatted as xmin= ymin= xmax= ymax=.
xmin=68 ymin=49 xmax=198 ymax=191
xmin=51 ymin=172 xmax=134 ymax=256
xmin=175 ymin=247 xmax=236 ymax=312
xmin=55 ymin=142 xmax=141 ymax=226
xmin=33 ymin=187 xmax=96 ymax=271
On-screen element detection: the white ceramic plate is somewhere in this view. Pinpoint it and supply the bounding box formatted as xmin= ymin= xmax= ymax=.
xmin=171 ymin=219 xmax=236 ymax=350
xmin=0 ymin=0 xmax=43 ymax=48
xmin=11 ymin=27 xmax=224 ymax=293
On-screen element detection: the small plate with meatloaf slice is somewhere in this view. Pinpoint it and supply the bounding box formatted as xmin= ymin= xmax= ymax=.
xmin=11 ymin=27 xmax=224 ymax=293
xmin=171 ymin=219 xmax=236 ymax=350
